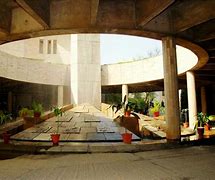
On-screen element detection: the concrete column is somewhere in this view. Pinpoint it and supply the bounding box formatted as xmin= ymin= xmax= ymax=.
xmin=186 ymin=71 xmax=197 ymax=129
xmin=201 ymin=86 xmax=207 ymax=114
xmin=162 ymin=36 xmax=180 ymax=142
xmin=122 ymin=84 xmax=128 ymax=104
xmin=57 ymin=85 xmax=64 ymax=107
xmin=7 ymin=91 xmax=13 ymax=113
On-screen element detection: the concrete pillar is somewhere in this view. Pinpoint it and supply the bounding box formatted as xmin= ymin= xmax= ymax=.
xmin=201 ymin=86 xmax=207 ymax=114
xmin=7 ymin=91 xmax=13 ymax=113
xmin=162 ymin=36 xmax=181 ymax=142
xmin=186 ymin=71 xmax=197 ymax=129
xmin=122 ymin=84 xmax=128 ymax=104
xmin=57 ymin=85 xmax=64 ymax=107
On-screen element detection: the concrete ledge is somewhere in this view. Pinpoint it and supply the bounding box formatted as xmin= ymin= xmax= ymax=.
xmin=0 ymin=140 xmax=199 ymax=154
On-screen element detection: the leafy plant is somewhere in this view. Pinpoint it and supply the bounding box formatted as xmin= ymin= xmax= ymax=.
xmin=18 ymin=107 xmax=33 ymax=117
xmin=150 ymin=101 xmax=161 ymax=113
xmin=52 ymin=106 xmax=63 ymax=134
xmin=32 ymin=101 xmax=43 ymax=113
xmin=110 ymin=95 xmax=135 ymax=114
xmin=0 ymin=111 xmax=12 ymax=125
xmin=197 ymin=112 xmax=209 ymax=127
xmin=108 ymin=95 xmax=140 ymax=120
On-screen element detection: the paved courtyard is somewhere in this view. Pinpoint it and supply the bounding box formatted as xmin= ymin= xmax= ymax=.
xmin=11 ymin=105 xmax=140 ymax=142
xmin=1 ymin=145 xmax=215 ymax=180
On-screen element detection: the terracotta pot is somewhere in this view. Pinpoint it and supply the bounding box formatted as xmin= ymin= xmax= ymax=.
xmin=122 ymin=133 xmax=132 ymax=144
xmin=51 ymin=134 xmax=60 ymax=146
xmin=153 ymin=111 xmax=160 ymax=117
xmin=204 ymin=123 xmax=211 ymax=131
xmin=3 ymin=133 xmax=10 ymax=144
xmin=124 ymin=111 xmax=131 ymax=117
xmin=34 ymin=111 xmax=41 ymax=118
xmin=197 ymin=127 xmax=204 ymax=139
xmin=183 ymin=122 xmax=189 ymax=128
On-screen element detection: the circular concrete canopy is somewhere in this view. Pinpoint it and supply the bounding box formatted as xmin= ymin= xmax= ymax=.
xmin=0 ymin=0 xmax=214 ymax=92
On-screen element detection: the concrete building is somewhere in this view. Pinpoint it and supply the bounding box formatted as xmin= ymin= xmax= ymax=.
xmin=0 ymin=34 xmax=101 ymax=110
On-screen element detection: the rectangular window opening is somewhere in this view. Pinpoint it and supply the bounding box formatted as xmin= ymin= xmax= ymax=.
xmin=39 ymin=39 xmax=44 ymax=54
xmin=47 ymin=40 xmax=52 ymax=54
xmin=53 ymin=40 xmax=57 ymax=54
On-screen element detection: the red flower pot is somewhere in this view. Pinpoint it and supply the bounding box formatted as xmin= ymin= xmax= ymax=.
xmin=197 ymin=127 xmax=204 ymax=139
xmin=122 ymin=133 xmax=132 ymax=144
xmin=3 ymin=133 xmax=10 ymax=144
xmin=34 ymin=111 xmax=41 ymax=118
xmin=153 ymin=111 xmax=160 ymax=117
xmin=51 ymin=134 xmax=60 ymax=146
xmin=124 ymin=111 xmax=131 ymax=117
xmin=183 ymin=122 xmax=189 ymax=128
xmin=204 ymin=123 xmax=211 ymax=131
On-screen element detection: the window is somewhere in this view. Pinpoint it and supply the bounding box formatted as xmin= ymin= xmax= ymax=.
xmin=53 ymin=40 xmax=57 ymax=54
xmin=47 ymin=40 xmax=52 ymax=54
xmin=39 ymin=39 xmax=44 ymax=54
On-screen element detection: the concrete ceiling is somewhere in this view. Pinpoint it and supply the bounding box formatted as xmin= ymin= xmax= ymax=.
xmin=0 ymin=0 xmax=214 ymax=93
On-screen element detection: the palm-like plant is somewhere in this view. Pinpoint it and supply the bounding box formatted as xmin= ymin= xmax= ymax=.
xmin=0 ymin=111 xmax=12 ymax=125
xmin=110 ymin=96 xmax=135 ymax=114
xmin=109 ymin=95 xmax=139 ymax=119
xmin=197 ymin=112 xmax=209 ymax=127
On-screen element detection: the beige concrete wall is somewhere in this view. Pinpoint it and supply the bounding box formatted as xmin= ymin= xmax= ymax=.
xmin=101 ymin=46 xmax=197 ymax=86
xmin=0 ymin=50 xmax=69 ymax=86
xmin=70 ymin=34 xmax=101 ymax=109
xmin=0 ymin=35 xmax=71 ymax=64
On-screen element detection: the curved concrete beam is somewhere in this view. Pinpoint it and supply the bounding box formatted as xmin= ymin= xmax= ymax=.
xmin=0 ymin=50 xmax=69 ymax=86
xmin=101 ymin=46 xmax=198 ymax=86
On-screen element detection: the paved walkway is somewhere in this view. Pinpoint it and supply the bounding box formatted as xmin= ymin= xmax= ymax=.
xmin=11 ymin=104 xmax=140 ymax=142
xmin=1 ymin=145 xmax=215 ymax=179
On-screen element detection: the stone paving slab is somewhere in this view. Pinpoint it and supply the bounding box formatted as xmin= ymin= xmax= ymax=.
xmin=67 ymin=134 xmax=87 ymax=141
xmin=73 ymin=113 xmax=80 ymax=117
xmin=59 ymin=134 xmax=70 ymax=141
xmin=33 ymin=133 xmax=51 ymax=141
xmin=90 ymin=122 xmax=101 ymax=127
xmin=80 ymin=127 xmax=97 ymax=133
xmin=55 ymin=117 xmax=72 ymax=122
xmin=104 ymin=132 xmax=122 ymax=141
xmin=11 ymin=132 xmax=40 ymax=140
xmin=86 ymin=132 xmax=106 ymax=141
xmin=97 ymin=127 xmax=115 ymax=133
xmin=75 ymin=122 xmax=91 ymax=128
xmin=24 ymin=126 xmax=52 ymax=133
xmin=84 ymin=118 xmax=101 ymax=122
xmin=62 ymin=127 xmax=81 ymax=134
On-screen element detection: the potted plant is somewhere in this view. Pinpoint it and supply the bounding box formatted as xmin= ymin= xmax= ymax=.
xmin=109 ymin=96 xmax=140 ymax=143
xmin=2 ymin=132 xmax=10 ymax=144
xmin=32 ymin=101 xmax=43 ymax=118
xmin=150 ymin=101 xmax=160 ymax=117
xmin=0 ymin=111 xmax=12 ymax=125
xmin=0 ymin=112 xmax=12 ymax=144
xmin=110 ymin=95 xmax=136 ymax=117
xmin=121 ymin=128 xmax=132 ymax=144
xmin=203 ymin=114 xmax=211 ymax=131
xmin=181 ymin=109 xmax=189 ymax=128
xmin=196 ymin=112 xmax=209 ymax=139
xmin=18 ymin=107 xmax=31 ymax=117
xmin=50 ymin=106 xmax=63 ymax=146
